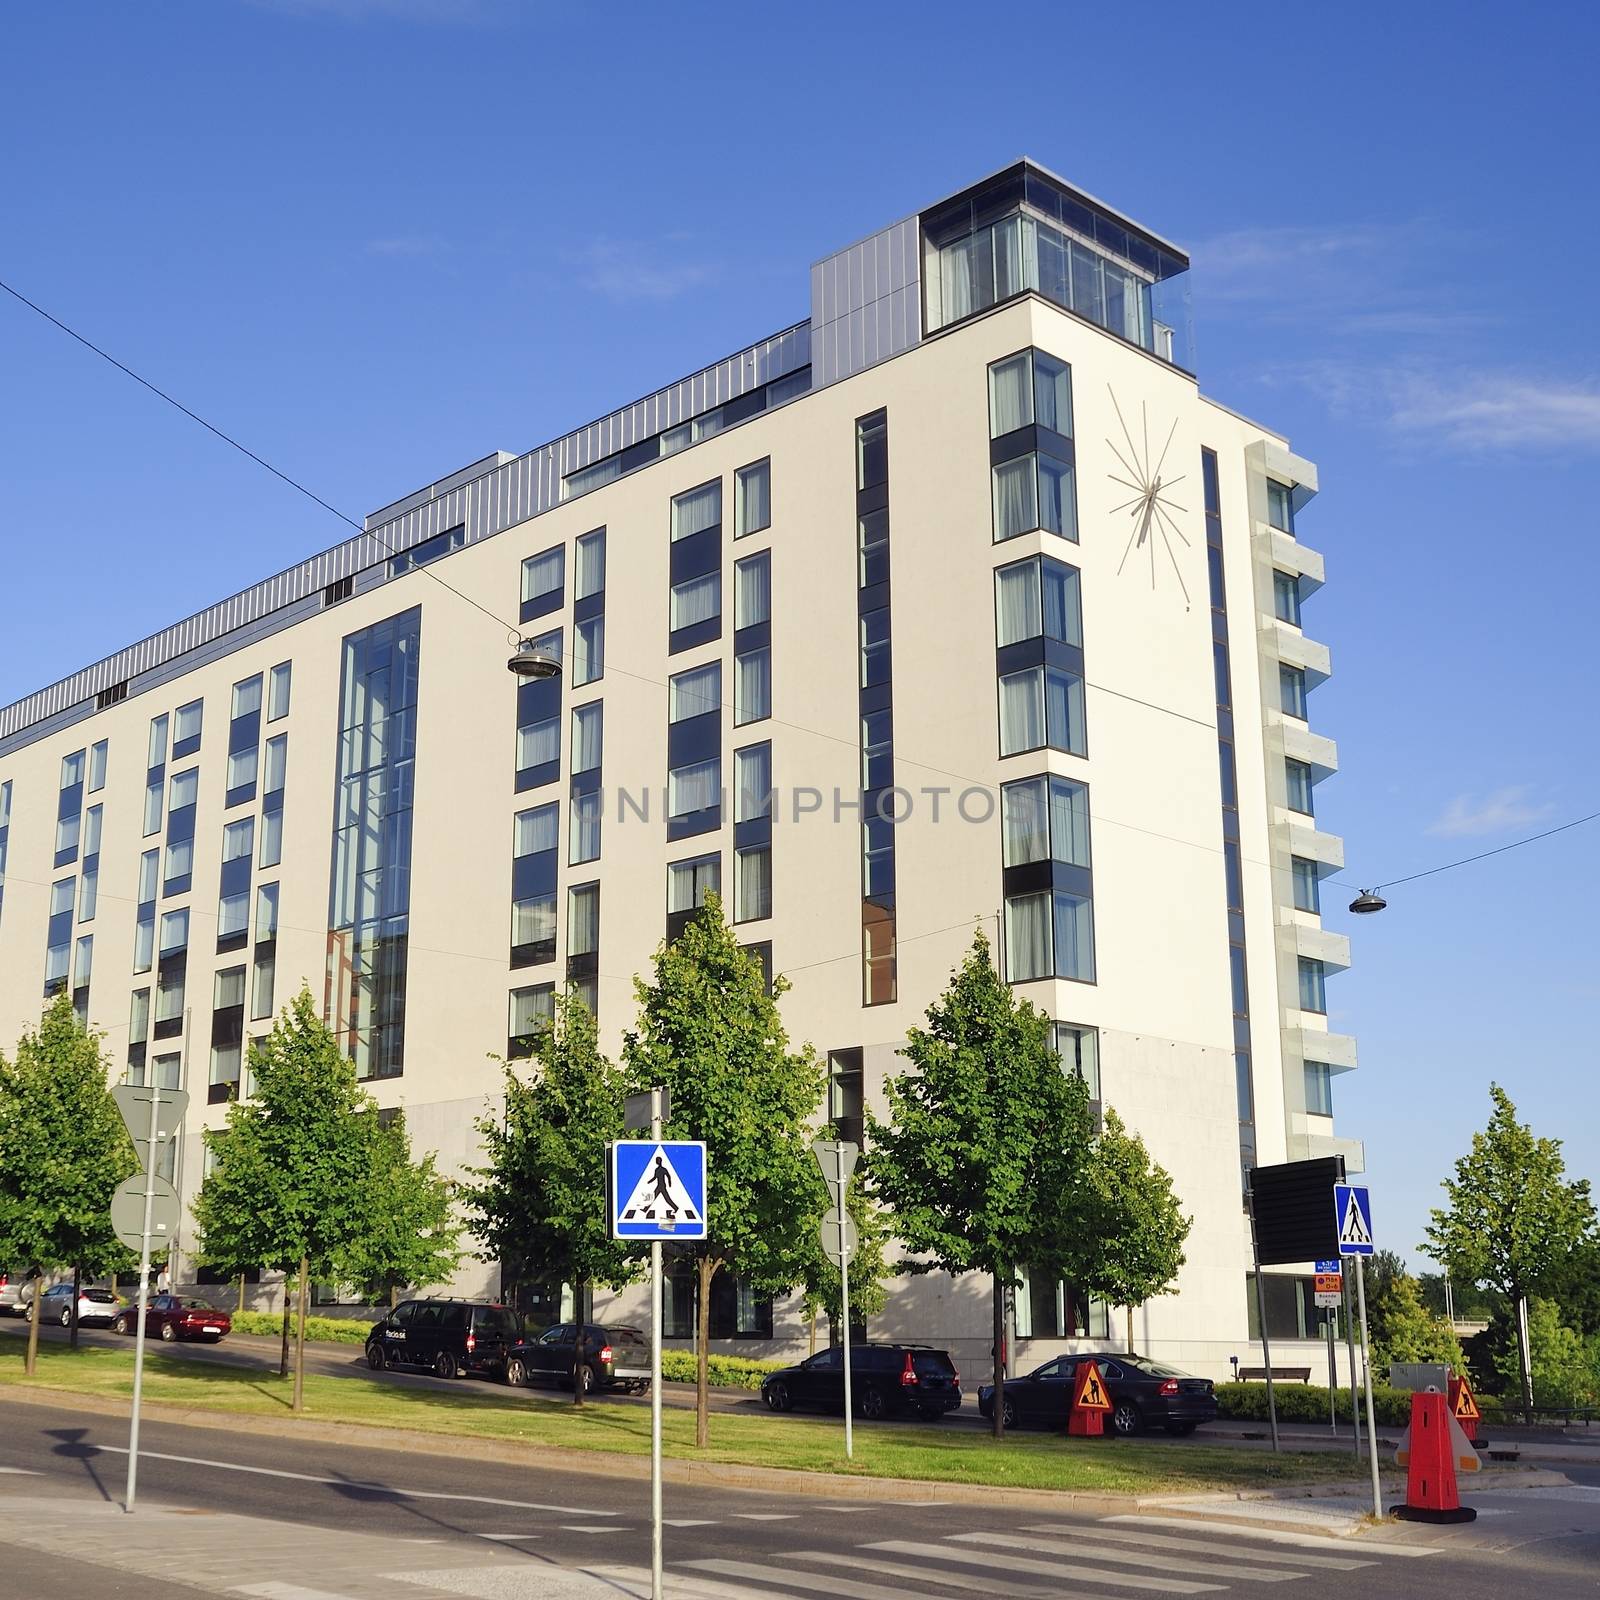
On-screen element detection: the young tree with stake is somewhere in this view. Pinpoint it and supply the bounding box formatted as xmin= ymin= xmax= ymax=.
xmin=623 ymin=895 xmax=822 ymax=1447
xmin=866 ymin=931 xmax=1097 ymax=1439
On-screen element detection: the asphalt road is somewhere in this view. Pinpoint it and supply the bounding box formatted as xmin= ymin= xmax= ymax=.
xmin=1 ymin=1393 xmax=1597 ymax=1600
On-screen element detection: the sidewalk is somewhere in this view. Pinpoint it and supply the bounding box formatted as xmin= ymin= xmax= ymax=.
xmin=1206 ymin=1417 xmax=1600 ymax=1464
xmin=0 ymin=1493 xmax=616 ymax=1600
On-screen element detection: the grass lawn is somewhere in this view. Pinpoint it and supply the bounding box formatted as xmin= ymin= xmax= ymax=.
xmin=2 ymin=1343 xmax=1366 ymax=1495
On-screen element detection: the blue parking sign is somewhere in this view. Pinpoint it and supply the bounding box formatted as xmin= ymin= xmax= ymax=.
xmin=1333 ymin=1184 xmax=1374 ymax=1256
xmin=611 ymin=1140 xmax=708 ymax=1240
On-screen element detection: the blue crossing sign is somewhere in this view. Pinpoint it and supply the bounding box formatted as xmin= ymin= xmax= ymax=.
xmin=1333 ymin=1183 xmax=1375 ymax=1256
xmin=610 ymin=1140 xmax=708 ymax=1240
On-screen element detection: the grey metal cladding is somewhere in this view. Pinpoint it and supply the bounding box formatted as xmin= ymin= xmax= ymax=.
xmin=811 ymin=216 xmax=921 ymax=388
xmin=0 ymin=322 xmax=811 ymax=747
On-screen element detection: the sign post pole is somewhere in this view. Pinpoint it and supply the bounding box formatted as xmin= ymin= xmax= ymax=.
xmin=837 ymin=1140 xmax=853 ymax=1463
xmin=125 ymin=1080 xmax=163 ymax=1514
xmin=1244 ymin=1171 xmax=1280 ymax=1454
xmin=1326 ymin=1313 xmax=1337 ymax=1432
xmin=612 ymin=1100 xmax=702 ymax=1600
xmin=1345 ymin=1272 xmax=1361 ymax=1456
xmin=1354 ymin=1253 xmax=1382 ymax=1519
xmin=649 ymin=1095 xmax=663 ymax=1600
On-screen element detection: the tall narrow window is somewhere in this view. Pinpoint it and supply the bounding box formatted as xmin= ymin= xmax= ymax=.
xmin=734 ymin=744 xmax=771 ymax=822
xmin=574 ymin=528 xmax=606 ymax=599
xmin=735 ymin=459 xmax=770 ymax=537
xmin=1279 ymin=664 xmax=1308 ymax=720
xmin=734 ymin=647 xmax=770 ymax=725
xmin=1266 ymin=479 xmax=1295 ymax=534
xmin=1298 ymin=956 xmax=1327 ymax=1014
xmin=1285 ymin=757 xmax=1314 ymax=816
xmin=573 ymin=616 xmax=604 ymax=686
xmin=173 ymin=699 xmax=203 ymax=760
xmin=670 ymin=480 xmax=721 ymax=540
xmin=735 ymin=844 xmax=771 ymax=923
xmin=226 ymin=675 xmax=263 ymax=808
xmin=1291 ymin=857 xmax=1321 ymax=914
xmin=88 ymin=740 xmax=109 ymax=793
xmin=328 ymin=606 xmax=419 ymax=1081
xmin=571 ymin=702 xmax=604 ymax=775
xmin=1273 ymin=570 xmax=1302 ymax=626
xmin=669 ymin=572 xmax=720 ymax=633
xmin=511 ymin=803 xmax=559 ymax=968
xmin=734 ymin=551 xmax=770 ymax=630
xmin=669 ymin=663 xmax=721 ymax=723
xmin=268 ymin=661 xmax=292 ymax=720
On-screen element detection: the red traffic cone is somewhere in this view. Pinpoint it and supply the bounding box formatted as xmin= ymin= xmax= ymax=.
xmin=1393 ymin=1389 xmax=1477 ymax=1523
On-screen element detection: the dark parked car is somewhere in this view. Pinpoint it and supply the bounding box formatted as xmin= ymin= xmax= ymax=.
xmin=365 ymin=1299 xmax=521 ymax=1380
xmin=761 ymin=1343 xmax=961 ymax=1421
xmin=504 ymin=1322 xmax=651 ymax=1395
xmin=978 ymin=1353 xmax=1217 ymax=1436
xmin=39 ymin=1283 xmax=122 ymax=1327
xmin=112 ymin=1294 xmax=231 ymax=1343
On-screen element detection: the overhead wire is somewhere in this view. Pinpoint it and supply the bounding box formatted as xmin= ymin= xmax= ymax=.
xmin=2 ymin=273 xmax=1587 ymax=974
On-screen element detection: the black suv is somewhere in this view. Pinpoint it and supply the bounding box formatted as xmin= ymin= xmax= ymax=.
xmin=505 ymin=1322 xmax=651 ymax=1395
xmin=761 ymin=1343 xmax=961 ymax=1421
xmin=366 ymin=1299 xmax=522 ymax=1380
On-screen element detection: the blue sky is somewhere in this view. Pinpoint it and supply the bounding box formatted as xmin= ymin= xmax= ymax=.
xmin=3 ymin=1 xmax=1596 ymax=1272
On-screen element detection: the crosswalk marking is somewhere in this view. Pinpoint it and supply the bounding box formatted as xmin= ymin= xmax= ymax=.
xmin=687 ymin=1559 xmax=947 ymax=1600
xmin=1101 ymin=1514 xmax=1444 ymax=1558
xmin=663 ymin=1518 xmax=718 ymax=1527
xmin=867 ymin=1540 xmax=1224 ymax=1594
xmin=952 ymin=1530 xmax=1304 ymax=1582
xmin=1038 ymin=1525 xmax=1374 ymax=1570
xmin=782 ymin=1548 xmax=1044 ymax=1595
xmin=733 ymin=1513 xmax=799 ymax=1521
xmin=475 ymin=1531 xmax=541 ymax=1540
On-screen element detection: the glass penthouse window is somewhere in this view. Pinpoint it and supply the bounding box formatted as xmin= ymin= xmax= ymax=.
xmin=922 ymin=163 xmax=1193 ymax=369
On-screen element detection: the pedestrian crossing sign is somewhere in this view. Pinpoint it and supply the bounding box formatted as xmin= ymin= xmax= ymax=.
xmin=1333 ymin=1183 xmax=1375 ymax=1256
xmin=610 ymin=1140 xmax=708 ymax=1240
xmin=1073 ymin=1359 xmax=1112 ymax=1412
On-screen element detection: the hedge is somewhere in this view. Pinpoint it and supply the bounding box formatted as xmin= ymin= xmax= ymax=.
xmin=230 ymin=1311 xmax=374 ymax=1344
xmin=1214 ymin=1380 xmax=1414 ymax=1428
xmin=659 ymin=1350 xmax=785 ymax=1390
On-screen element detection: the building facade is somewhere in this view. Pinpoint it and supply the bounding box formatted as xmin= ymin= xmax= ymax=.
xmin=0 ymin=161 xmax=1362 ymax=1379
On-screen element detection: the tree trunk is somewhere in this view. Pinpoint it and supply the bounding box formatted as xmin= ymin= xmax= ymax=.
xmin=808 ymin=1308 xmax=817 ymax=1357
xmin=991 ymin=1272 xmax=1006 ymax=1440
xmin=1125 ymin=1303 xmax=1134 ymax=1356
xmin=390 ymin=1282 xmax=400 ymax=1310
xmin=695 ymin=1256 xmax=715 ymax=1449
xmin=237 ymin=1274 xmax=246 ymax=1315
xmin=1515 ymin=1292 xmax=1535 ymax=1423
xmin=69 ymin=1263 xmax=82 ymax=1350
xmin=292 ymin=1254 xmax=309 ymax=1413
xmin=279 ymin=1280 xmax=292 ymax=1378
xmin=24 ymin=1271 xmax=42 ymax=1377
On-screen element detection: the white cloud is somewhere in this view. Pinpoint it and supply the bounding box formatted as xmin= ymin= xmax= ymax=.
xmin=1388 ymin=371 xmax=1600 ymax=450
xmin=568 ymin=240 xmax=719 ymax=303
xmin=1427 ymin=786 xmax=1557 ymax=838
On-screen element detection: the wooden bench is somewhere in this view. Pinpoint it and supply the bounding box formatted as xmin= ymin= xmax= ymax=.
xmin=1237 ymin=1367 xmax=1313 ymax=1384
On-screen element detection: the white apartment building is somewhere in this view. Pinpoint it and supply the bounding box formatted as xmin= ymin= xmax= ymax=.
xmin=0 ymin=161 xmax=1362 ymax=1380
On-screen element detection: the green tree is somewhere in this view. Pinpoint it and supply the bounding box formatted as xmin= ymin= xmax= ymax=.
xmin=192 ymin=1120 xmax=284 ymax=1323
xmin=191 ymin=988 xmax=383 ymax=1409
xmin=1362 ymin=1248 xmax=1409 ymax=1351
xmin=1371 ymin=1273 xmax=1465 ymax=1376
xmin=339 ymin=1107 xmax=463 ymax=1308
xmin=1416 ymin=1271 xmax=1503 ymax=1325
xmin=1493 ymin=1299 xmax=1600 ymax=1410
xmin=1082 ymin=1108 xmax=1190 ymax=1354
xmin=0 ymin=995 xmax=137 ymax=1373
xmin=1543 ymin=1236 xmax=1600 ymax=1337
xmin=1422 ymin=1084 xmax=1597 ymax=1415
xmin=622 ymin=894 xmax=823 ymax=1447
xmin=865 ymin=932 xmax=1097 ymax=1439
xmin=464 ymin=989 xmax=638 ymax=1404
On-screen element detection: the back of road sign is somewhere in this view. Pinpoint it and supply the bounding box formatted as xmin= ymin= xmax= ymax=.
xmin=611 ymin=1140 xmax=707 ymax=1240
xmin=110 ymin=1173 xmax=180 ymax=1252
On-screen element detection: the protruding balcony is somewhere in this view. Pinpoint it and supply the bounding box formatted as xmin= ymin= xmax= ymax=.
xmin=1288 ymin=1023 xmax=1359 ymax=1073
xmin=1280 ymin=720 xmax=1339 ymax=782
xmin=1285 ymin=921 xmax=1351 ymax=973
xmin=1274 ymin=624 xmax=1331 ymax=687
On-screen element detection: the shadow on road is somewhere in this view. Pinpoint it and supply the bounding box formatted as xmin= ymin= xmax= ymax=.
xmin=45 ymin=1426 xmax=113 ymax=1503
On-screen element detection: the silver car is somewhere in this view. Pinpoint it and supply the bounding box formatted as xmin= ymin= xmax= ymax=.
xmin=0 ymin=1270 xmax=37 ymax=1318
xmin=37 ymin=1283 xmax=123 ymax=1327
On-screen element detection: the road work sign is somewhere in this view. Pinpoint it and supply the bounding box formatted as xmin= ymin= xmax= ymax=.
xmin=611 ymin=1141 xmax=707 ymax=1240
xmin=1073 ymin=1359 xmax=1112 ymax=1412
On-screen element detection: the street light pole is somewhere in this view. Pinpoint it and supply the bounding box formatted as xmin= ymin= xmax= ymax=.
xmin=126 ymin=1081 xmax=163 ymax=1513
xmin=649 ymin=1095 xmax=664 ymax=1600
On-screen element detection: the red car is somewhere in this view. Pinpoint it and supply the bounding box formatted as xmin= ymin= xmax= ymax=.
xmin=112 ymin=1293 xmax=232 ymax=1343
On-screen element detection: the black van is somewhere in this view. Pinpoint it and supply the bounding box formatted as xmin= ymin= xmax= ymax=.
xmin=760 ymin=1342 xmax=962 ymax=1420
xmin=365 ymin=1299 xmax=522 ymax=1380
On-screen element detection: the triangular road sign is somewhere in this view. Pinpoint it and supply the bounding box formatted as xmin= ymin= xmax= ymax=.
xmin=1453 ymin=1378 xmax=1480 ymax=1421
xmin=618 ymin=1143 xmax=702 ymax=1227
xmin=1073 ymin=1359 xmax=1112 ymax=1412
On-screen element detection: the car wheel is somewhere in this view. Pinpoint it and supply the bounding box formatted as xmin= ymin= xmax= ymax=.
xmin=60 ymin=1307 xmax=73 ymax=1327
xmin=159 ymin=1322 xmax=177 ymax=1343
xmin=113 ymin=1314 xmax=130 ymax=1336
xmin=765 ymin=1381 xmax=792 ymax=1413
xmin=858 ymin=1385 xmax=887 ymax=1422
xmin=575 ymin=1364 xmax=594 ymax=1395
xmin=434 ymin=1351 xmax=458 ymax=1380
xmin=367 ymin=1344 xmax=386 ymax=1371
xmin=506 ymin=1358 xmax=527 ymax=1388
xmin=1001 ymin=1397 xmax=1017 ymax=1429
xmin=1112 ymin=1399 xmax=1141 ymax=1437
